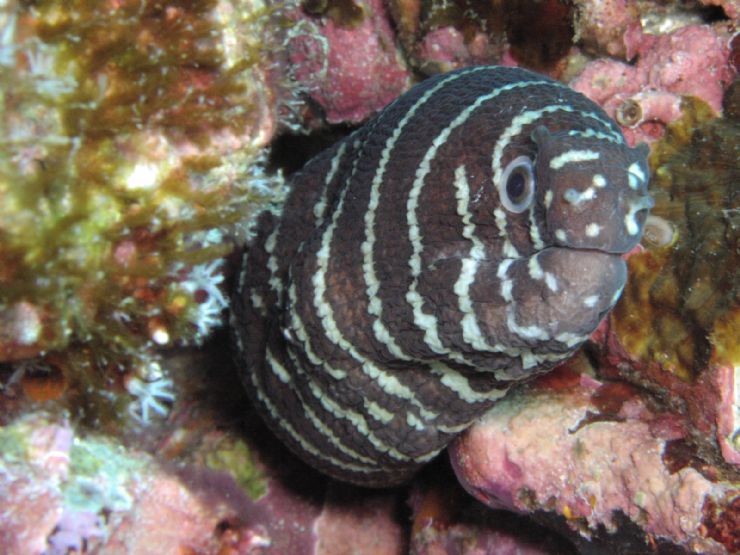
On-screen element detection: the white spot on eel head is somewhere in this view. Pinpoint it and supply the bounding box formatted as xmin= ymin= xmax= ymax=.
xmin=544 ymin=272 xmax=558 ymax=292
xmin=592 ymin=174 xmax=607 ymax=188
xmin=610 ymin=284 xmax=625 ymax=305
xmin=555 ymin=229 xmax=567 ymax=242
xmin=564 ymin=187 xmax=596 ymax=205
xmin=583 ymin=295 xmax=599 ymax=308
xmin=624 ymin=213 xmax=639 ymax=235
xmin=528 ymin=255 xmax=544 ymax=279
xmin=627 ymin=162 xmax=646 ymax=190
xmin=585 ymin=223 xmax=601 ymax=237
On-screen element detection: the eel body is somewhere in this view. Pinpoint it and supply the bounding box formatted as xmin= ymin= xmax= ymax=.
xmin=231 ymin=66 xmax=653 ymax=486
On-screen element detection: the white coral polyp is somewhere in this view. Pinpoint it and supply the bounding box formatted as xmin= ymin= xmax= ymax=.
xmin=179 ymin=258 xmax=230 ymax=343
xmin=126 ymin=369 xmax=175 ymax=425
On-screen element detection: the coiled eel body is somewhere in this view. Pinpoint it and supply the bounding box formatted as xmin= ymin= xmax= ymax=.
xmin=231 ymin=66 xmax=653 ymax=486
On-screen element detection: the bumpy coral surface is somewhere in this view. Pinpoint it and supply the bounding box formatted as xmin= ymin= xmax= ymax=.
xmin=409 ymin=478 xmax=578 ymax=554
xmin=571 ymin=24 xmax=736 ymax=144
xmin=287 ymin=0 xmax=412 ymax=124
xmin=450 ymin=364 xmax=738 ymax=554
xmin=572 ymin=0 xmax=641 ymax=58
xmin=387 ymin=0 xmax=575 ymax=74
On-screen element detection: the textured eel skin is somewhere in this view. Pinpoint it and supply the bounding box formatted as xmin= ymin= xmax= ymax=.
xmin=231 ymin=66 xmax=653 ymax=486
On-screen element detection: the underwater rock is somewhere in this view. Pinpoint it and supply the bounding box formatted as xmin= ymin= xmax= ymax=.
xmin=387 ymin=0 xmax=573 ymax=74
xmin=287 ymin=0 xmax=412 ymax=124
xmin=409 ymin=478 xmax=577 ymax=554
xmin=0 ymin=407 xmax=407 ymax=555
xmin=314 ymin=484 xmax=407 ymax=555
xmin=388 ymin=0 xmax=508 ymax=74
xmin=414 ymin=25 xmax=501 ymax=73
xmin=571 ymin=24 xmax=736 ymax=144
xmin=449 ymin=363 xmax=738 ymax=554
xmin=700 ymin=0 xmax=740 ymax=19
xmin=0 ymin=415 xmax=69 ymax=554
xmin=571 ymin=0 xmax=642 ymax=59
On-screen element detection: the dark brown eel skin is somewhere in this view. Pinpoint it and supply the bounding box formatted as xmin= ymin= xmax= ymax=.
xmin=230 ymin=66 xmax=653 ymax=486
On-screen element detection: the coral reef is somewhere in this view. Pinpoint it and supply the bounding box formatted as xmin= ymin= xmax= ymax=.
xmin=0 ymin=347 xmax=408 ymax=555
xmin=1 ymin=0 xmax=738 ymax=553
xmin=571 ymin=24 xmax=736 ymax=144
xmin=386 ymin=0 xmax=574 ymax=74
xmin=286 ymin=0 xmax=412 ymax=124
xmin=409 ymin=477 xmax=578 ymax=554
xmin=388 ymin=0 xmax=505 ymax=68
xmin=572 ymin=0 xmax=641 ymax=59
xmin=450 ymin=363 xmax=739 ymax=554
xmin=701 ymin=0 xmax=740 ymax=19
xmin=0 ymin=0 xmax=288 ymax=426
xmin=598 ymin=89 xmax=740 ymax=469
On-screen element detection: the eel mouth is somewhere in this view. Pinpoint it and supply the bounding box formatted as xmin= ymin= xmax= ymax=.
xmin=531 ymin=246 xmax=628 ymax=316
xmin=569 ymin=246 xmax=631 ymax=257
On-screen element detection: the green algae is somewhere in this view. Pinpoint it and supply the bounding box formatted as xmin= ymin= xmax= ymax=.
xmin=0 ymin=422 xmax=29 ymax=464
xmin=204 ymin=436 xmax=268 ymax=500
xmin=613 ymin=93 xmax=740 ymax=380
xmin=65 ymin=435 xmax=145 ymax=512
xmin=0 ymin=0 xmax=287 ymax=423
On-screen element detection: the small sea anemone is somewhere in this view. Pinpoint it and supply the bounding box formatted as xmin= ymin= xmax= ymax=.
xmin=124 ymin=360 xmax=175 ymax=425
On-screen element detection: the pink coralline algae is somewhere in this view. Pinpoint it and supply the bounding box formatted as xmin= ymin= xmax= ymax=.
xmin=0 ymin=410 xmax=407 ymax=555
xmin=405 ymin=20 xmax=509 ymax=74
xmin=386 ymin=0 xmax=575 ymax=75
xmin=287 ymin=0 xmax=412 ymax=124
xmin=0 ymin=416 xmax=71 ymax=555
xmin=449 ymin=364 xmax=739 ymax=554
xmin=595 ymin=314 xmax=740 ymax=471
xmin=571 ymin=24 xmax=736 ymax=144
xmin=571 ymin=0 xmax=642 ymax=58
xmin=414 ymin=26 xmax=499 ymax=72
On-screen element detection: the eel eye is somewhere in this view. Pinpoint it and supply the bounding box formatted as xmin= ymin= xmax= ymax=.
xmin=500 ymin=156 xmax=535 ymax=213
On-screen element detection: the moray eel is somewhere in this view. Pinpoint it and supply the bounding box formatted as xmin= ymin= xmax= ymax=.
xmin=231 ymin=66 xmax=653 ymax=486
